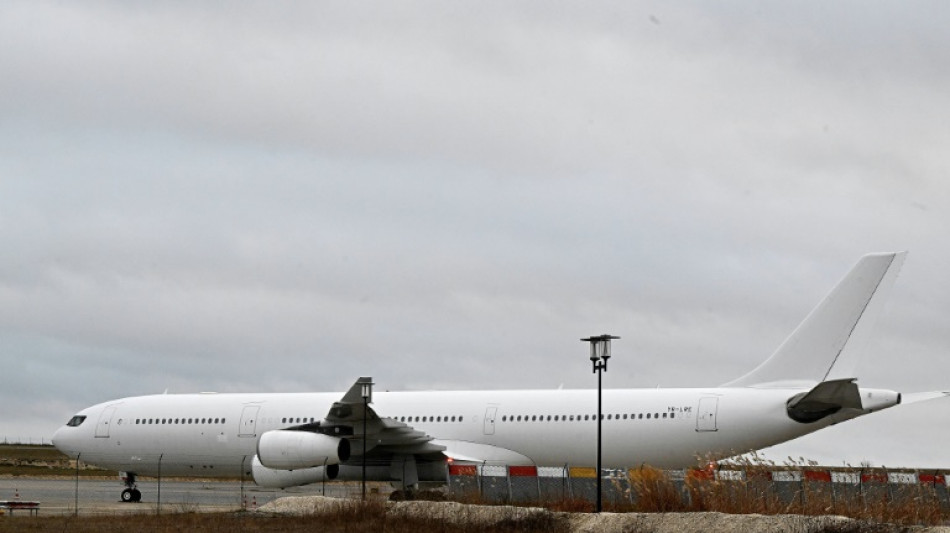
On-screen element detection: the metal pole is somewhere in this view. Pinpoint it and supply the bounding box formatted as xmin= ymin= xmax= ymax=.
xmin=596 ymin=365 xmax=602 ymax=513
xmin=74 ymin=453 xmax=81 ymax=516
xmin=362 ymin=396 xmax=367 ymax=500
xmin=240 ymin=455 xmax=246 ymax=511
xmin=157 ymin=453 xmax=163 ymax=515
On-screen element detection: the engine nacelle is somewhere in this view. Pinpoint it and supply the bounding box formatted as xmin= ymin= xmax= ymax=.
xmin=251 ymin=455 xmax=339 ymax=488
xmin=257 ymin=430 xmax=350 ymax=470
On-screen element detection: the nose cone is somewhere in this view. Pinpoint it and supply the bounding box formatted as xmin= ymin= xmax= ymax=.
xmin=52 ymin=422 xmax=83 ymax=457
xmin=51 ymin=425 xmax=69 ymax=453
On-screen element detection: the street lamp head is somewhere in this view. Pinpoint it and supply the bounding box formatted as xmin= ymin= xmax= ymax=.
xmin=360 ymin=381 xmax=374 ymax=401
xmin=581 ymin=334 xmax=620 ymax=366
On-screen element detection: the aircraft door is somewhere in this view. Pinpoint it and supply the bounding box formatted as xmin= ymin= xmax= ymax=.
xmin=483 ymin=406 xmax=497 ymax=435
xmin=239 ymin=405 xmax=261 ymax=438
xmin=696 ymin=397 xmax=719 ymax=432
xmin=95 ymin=405 xmax=119 ymax=438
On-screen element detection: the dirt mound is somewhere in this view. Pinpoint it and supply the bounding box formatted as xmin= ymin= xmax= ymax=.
xmin=256 ymin=495 xmax=950 ymax=532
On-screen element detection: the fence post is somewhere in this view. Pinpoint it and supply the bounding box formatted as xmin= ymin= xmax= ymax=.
xmin=475 ymin=461 xmax=483 ymax=499
xmin=859 ymin=467 xmax=866 ymax=514
xmin=884 ymin=466 xmax=893 ymax=504
xmin=799 ymin=470 xmax=805 ymax=511
xmin=830 ymin=470 xmax=837 ymax=515
xmin=322 ymin=458 xmax=327 ymax=496
xmin=74 ymin=452 xmax=81 ymax=516
xmin=567 ymin=464 xmax=573 ymax=499
xmin=536 ymin=467 xmax=542 ymax=502
xmin=157 ymin=453 xmax=164 ymax=515
xmin=240 ymin=455 xmax=247 ymax=511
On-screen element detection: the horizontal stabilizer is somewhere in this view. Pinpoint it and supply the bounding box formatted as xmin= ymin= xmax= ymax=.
xmin=900 ymin=391 xmax=950 ymax=405
xmin=786 ymin=378 xmax=862 ymax=423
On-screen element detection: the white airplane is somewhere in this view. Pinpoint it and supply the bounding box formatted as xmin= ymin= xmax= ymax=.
xmin=53 ymin=252 xmax=927 ymax=503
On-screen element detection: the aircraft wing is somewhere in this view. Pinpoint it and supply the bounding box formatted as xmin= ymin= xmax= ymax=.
xmin=317 ymin=377 xmax=445 ymax=457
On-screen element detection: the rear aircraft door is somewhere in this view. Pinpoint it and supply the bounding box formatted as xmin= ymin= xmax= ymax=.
xmin=696 ymin=397 xmax=719 ymax=432
xmin=483 ymin=406 xmax=497 ymax=435
xmin=238 ymin=405 xmax=261 ymax=438
xmin=95 ymin=404 xmax=118 ymax=438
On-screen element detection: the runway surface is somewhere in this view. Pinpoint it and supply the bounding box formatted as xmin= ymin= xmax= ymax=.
xmin=0 ymin=477 xmax=359 ymax=515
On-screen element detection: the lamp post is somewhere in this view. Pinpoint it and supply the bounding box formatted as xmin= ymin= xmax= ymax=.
xmin=581 ymin=334 xmax=619 ymax=513
xmin=361 ymin=380 xmax=373 ymax=500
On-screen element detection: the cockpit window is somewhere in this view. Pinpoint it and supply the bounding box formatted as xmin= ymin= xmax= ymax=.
xmin=66 ymin=415 xmax=87 ymax=427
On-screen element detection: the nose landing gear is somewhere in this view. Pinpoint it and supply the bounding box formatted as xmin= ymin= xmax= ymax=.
xmin=120 ymin=472 xmax=142 ymax=502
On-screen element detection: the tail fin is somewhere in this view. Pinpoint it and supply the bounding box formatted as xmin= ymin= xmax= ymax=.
xmin=724 ymin=252 xmax=906 ymax=388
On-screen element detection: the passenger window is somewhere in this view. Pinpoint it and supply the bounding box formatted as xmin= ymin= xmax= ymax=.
xmin=646 ymin=413 xmax=651 ymax=419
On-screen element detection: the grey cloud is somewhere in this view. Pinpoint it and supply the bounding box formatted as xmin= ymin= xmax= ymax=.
xmin=0 ymin=1 xmax=948 ymax=469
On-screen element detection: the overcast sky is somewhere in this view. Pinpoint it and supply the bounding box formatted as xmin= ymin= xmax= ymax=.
xmin=2 ymin=2 xmax=949 ymax=468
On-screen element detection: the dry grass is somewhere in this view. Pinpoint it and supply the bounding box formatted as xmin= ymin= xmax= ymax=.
xmin=0 ymin=444 xmax=110 ymax=478
xmin=0 ymin=499 xmax=570 ymax=533
xmin=576 ymin=459 xmax=950 ymax=527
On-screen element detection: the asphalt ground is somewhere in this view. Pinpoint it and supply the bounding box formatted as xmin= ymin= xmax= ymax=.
xmin=0 ymin=477 xmax=360 ymax=516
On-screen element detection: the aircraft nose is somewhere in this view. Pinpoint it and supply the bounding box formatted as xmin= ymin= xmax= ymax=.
xmin=51 ymin=425 xmax=64 ymax=449
xmin=51 ymin=425 xmax=75 ymax=455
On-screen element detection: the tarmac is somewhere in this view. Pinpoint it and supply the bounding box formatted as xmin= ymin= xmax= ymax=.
xmin=0 ymin=477 xmax=358 ymax=516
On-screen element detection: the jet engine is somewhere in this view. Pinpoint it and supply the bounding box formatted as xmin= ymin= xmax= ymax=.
xmin=257 ymin=430 xmax=350 ymax=470
xmin=251 ymin=455 xmax=339 ymax=488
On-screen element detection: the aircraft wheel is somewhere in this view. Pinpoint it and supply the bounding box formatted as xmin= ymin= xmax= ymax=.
xmin=131 ymin=489 xmax=142 ymax=502
xmin=121 ymin=488 xmax=133 ymax=502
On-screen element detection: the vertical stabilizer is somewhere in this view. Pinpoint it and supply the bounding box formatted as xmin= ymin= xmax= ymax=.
xmin=724 ymin=252 xmax=906 ymax=387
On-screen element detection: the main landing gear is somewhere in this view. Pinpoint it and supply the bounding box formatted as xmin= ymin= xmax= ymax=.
xmin=120 ymin=472 xmax=142 ymax=502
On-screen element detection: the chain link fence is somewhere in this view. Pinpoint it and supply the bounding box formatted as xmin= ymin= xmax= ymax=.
xmin=448 ymin=463 xmax=950 ymax=514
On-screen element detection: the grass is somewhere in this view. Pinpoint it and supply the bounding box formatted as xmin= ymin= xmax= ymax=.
xmin=4 ymin=445 xmax=949 ymax=528
xmin=0 ymin=444 xmax=111 ymax=478
xmin=0 ymin=500 xmax=570 ymax=533
xmin=610 ymin=462 xmax=950 ymax=527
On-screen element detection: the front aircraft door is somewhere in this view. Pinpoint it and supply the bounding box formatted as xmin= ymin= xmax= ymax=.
xmin=95 ymin=405 xmax=118 ymax=438
xmin=483 ymin=406 xmax=497 ymax=435
xmin=239 ymin=405 xmax=261 ymax=438
xmin=696 ymin=397 xmax=719 ymax=432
